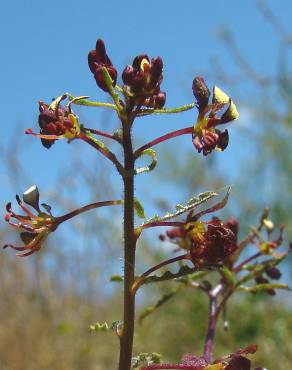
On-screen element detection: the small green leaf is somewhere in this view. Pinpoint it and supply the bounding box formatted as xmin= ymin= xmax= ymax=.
xmin=132 ymin=352 xmax=162 ymax=369
xmin=220 ymin=266 xmax=236 ymax=286
xmin=134 ymin=149 xmax=157 ymax=175
xmin=142 ymin=264 xmax=205 ymax=285
xmin=89 ymin=320 xmax=123 ymax=335
xmin=84 ymin=130 xmax=110 ymax=152
xmin=134 ymin=198 xmax=146 ymax=219
xmin=142 ymin=191 xmax=217 ymax=225
xmin=89 ymin=322 xmax=110 ymax=332
xmin=110 ymin=275 xmax=124 ymax=282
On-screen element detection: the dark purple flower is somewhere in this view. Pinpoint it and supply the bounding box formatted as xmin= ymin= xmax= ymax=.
xmin=188 ymin=219 xmax=237 ymax=266
xmin=26 ymin=95 xmax=80 ymax=149
xmin=88 ymin=39 xmax=117 ymax=92
xmin=122 ymin=54 xmax=166 ymax=108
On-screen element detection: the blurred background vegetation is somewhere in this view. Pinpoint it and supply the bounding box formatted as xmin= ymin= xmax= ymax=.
xmin=1 ymin=1 xmax=292 ymax=369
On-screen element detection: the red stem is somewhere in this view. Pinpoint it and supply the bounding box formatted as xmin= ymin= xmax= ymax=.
xmin=140 ymin=254 xmax=188 ymax=280
xmin=134 ymin=126 xmax=193 ymax=158
xmin=141 ymin=221 xmax=185 ymax=230
xmin=83 ymin=127 xmax=121 ymax=142
xmin=233 ymin=252 xmax=262 ymax=273
xmin=203 ymin=295 xmax=218 ymax=363
xmin=56 ymin=200 xmax=122 ymax=224
xmin=79 ymin=132 xmax=124 ymax=174
xmin=140 ymin=365 xmax=201 ymax=369
xmin=203 ymin=284 xmax=223 ymax=363
xmin=132 ymin=254 xmax=189 ymax=294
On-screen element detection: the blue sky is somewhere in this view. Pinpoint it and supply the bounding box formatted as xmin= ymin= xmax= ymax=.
xmin=1 ymin=0 xmax=292 ymax=221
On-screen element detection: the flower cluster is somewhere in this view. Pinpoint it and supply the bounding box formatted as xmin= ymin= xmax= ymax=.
xmin=140 ymin=344 xmax=259 ymax=370
xmin=122 ymin=55 xmax=166 ymax=108
xmin=88 ymin=39 xmax=118 ymax=92
xmin=161 ymin=217 xmax=238 ymax=267
xmin=88 ymin=38 xmax=165 ymax=108
xmin=26 ymin=95 xmax=80 ymax=149
xmin=3 ymin=186 xmax=57 ymax=256
xmin=192 ymin=77 xmax=239 ymax=156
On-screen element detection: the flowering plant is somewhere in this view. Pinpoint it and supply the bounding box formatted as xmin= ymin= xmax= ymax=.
xmin=3 ymin=38 xmax=290 ymax=370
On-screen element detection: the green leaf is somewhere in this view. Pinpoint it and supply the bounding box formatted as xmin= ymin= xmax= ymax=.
xmin=220 ymin=266 xmax=236 ymax=286
xmin=142 ymin=190 xmax=218 ymax=225
xmin=89 ymin=322 xmax=110 ymax=332
xmin=138 ymin=289 xmax=180 ymax=324
xmin=134 ymin=198 xmax=146 ymax=219
xmin=132 ymin=352 xmax=162 ymax=369
xmin=84 ymin=130 xmax=110 ymax=152
xmin=89 ymin=320 xmax=123 ymax=335
xmin=110 ymin=275 xmax=124 ymax=282
xmin=143 ymin=265 xmax=198 ymax=284
xmin=134 ymin=149 xmax=157 ymax=175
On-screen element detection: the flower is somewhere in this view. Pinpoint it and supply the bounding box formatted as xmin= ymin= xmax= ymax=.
xmin=25 ymin=95 xmax=80 ymax=149
xmin=3 ymin=185 xmax=58 ymax=257
xmin=122 ymin=54 xmax=166 ymax=108
xmin=160 ymin=218 xmax=237 ymax=267
xmin=192 ymin=77 xmax=239 ymax=156
xmin=139 ymin=345 xmax=258 ymax=370
xmin=88 ymin=38 xmax=117 ymax=92
xmin=186 ymin=219 xmax=237 ymax=266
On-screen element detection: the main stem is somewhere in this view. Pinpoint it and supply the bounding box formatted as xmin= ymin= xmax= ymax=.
xmin=203 ymin=295 xmax=218 ymax=363
xmin=203 ymin=284 xmax=223 ymax=363
xmin=119 ymin=116 xmax=136 ymax=370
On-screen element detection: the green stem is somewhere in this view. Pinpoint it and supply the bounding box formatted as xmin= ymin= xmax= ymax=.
xmin=136 ymin=103 xmax=195 ymax=117
xmin=118 ymin=117 xmax=136 ymax=370
xmin=67 ymin=94 xmax=117 ymax=110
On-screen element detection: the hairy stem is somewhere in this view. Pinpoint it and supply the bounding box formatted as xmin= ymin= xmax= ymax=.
xmin=118 ymin=118 xmax=136 ymax=370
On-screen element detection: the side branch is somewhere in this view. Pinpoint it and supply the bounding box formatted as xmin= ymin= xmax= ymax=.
xmin=56 ymin=200 xmax=123 ymax=224
xmin=83 ymin=127 xmax=122 ymax=143
xmin=132 ymin=254 xmax=189 ymax=294
xmin=138 ymin=221 xmax=185 ymax=233
xmin=67 ymin=94 xmax=117 ymax=110
xmin=79 ymin=132 xmax=124 ymax=175
xmin=134 ymin=127 xmax=193 ymax=158
xmin=136 ymin=103 xmax=195 ymax=117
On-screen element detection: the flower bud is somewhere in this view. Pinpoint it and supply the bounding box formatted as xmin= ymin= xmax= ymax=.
xmin=265 ymin=267 xmax=281 ymax=280
xmin=262 ymin=218 xmax=274 ymax=232
xmin=154 ymin=91 xmax=166 ymax=108
xmin=88 ymin=38 xmax=117 ymax=92
xmin=192 ymin=76 xmax=210 ymax=110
